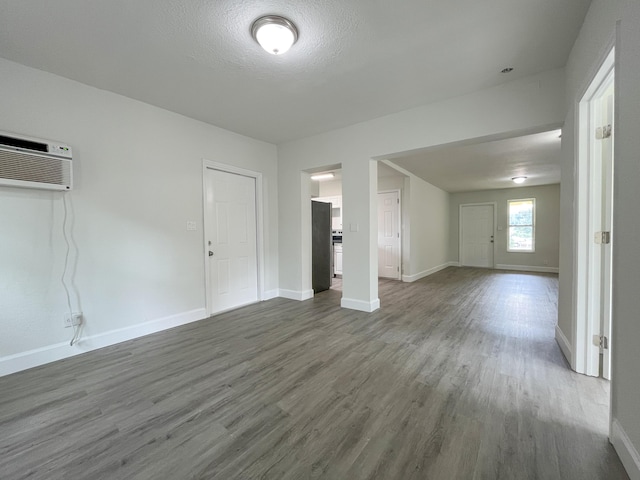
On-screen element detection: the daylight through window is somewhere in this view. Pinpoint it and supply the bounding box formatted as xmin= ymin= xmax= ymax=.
xmin=508 ymin=198 xmax=535 ymax=252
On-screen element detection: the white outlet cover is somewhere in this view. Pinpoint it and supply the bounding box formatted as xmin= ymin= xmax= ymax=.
xmin=186 ymin=221 xmax=197 ymax=231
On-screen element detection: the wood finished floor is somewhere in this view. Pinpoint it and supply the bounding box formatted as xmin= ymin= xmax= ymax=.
xmin=0 ymin=267 xmax=629 ymax=479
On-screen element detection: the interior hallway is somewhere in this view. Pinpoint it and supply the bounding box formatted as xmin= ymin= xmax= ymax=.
xmin=0 ymin=268 xmax=627 ymax=479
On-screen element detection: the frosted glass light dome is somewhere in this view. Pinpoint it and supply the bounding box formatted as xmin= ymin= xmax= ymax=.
xmin=251 ymin=16 xmax=298 ymax=55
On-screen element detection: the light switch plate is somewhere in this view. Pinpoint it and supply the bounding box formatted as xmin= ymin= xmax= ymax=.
xmin=350 ymin=223 xmax=359 ymax=232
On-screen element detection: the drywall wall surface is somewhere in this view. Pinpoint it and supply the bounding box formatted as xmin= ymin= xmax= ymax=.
xmin=450 ymin=184 xmax=560 ymax=270
xmin=561 ymin=1 xmax=640 ymax=475
xmin=377 ymin=176 xmax=404 ymax=192
xmin=407 ymin=177 xmax=450 ymax=277
xmin=318 ymin=179 xmax=342 ymax=197
xmin=278 ymin=68 xmax=566 ymax=307
xmin=0 ymin=58 xmax=278 ymax=365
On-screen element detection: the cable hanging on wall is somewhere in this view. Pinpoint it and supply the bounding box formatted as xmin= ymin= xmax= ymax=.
xmin=60 ymin=192 xmax=82 ymax=346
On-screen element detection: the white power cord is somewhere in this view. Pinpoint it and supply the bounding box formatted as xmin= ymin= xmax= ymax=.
xmin=61 ymin=192 xmax=80 ymax=346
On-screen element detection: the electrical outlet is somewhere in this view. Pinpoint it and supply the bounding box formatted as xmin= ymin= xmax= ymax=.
xmin=64 ymin=312 xmax=83 ymax=328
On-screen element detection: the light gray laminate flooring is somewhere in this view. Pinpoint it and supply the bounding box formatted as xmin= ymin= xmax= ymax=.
xmin=0 ymin=267 xmax=629 ymax=479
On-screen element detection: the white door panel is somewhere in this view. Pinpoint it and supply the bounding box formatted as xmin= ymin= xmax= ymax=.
xmin=461 ymin=205 xmax=494 ymax=268
xmin=205 ymin=168 xmax=258 ymax=314
xmin=601 ymin=91 xmax=614 ymax=380
xmin=378 ymin=191 xmax=400 ymax=279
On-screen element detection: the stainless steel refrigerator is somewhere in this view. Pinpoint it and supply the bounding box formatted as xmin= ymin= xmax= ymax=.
xmin=312 ymin=200 xmax=332 ymax=293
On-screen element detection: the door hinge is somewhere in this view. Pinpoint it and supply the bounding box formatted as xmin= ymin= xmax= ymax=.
xmin=595 ymin=125 xmax=612 ymax=140
xmin=397 ymin=232 xmax=400 ymax=238
xmin=397 ymin=198 xmax=400 ymax=204
xmin=594 ymin=334 xmax=609 ymax=352
xmin=594 ymin=231 xmax=611 ymax=244
xmin=397 ymin=266 xmax=400 ymax=272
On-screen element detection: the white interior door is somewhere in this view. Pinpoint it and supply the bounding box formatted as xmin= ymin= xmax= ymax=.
xmin=600 ymin=90 xmax=614 ymax=380
xmin=460 ymin=204 xmax=494 ymax=268
xmin=378 ymin=191 xmax=400 ymax=279
xmin=205 ymin=168 xmax=258 ymax=314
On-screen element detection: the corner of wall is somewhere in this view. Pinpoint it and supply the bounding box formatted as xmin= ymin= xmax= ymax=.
xmin=554 ymin=324 xmax=572 ymax=365
xmin=611 ymin=419 xmax=640 ymax=480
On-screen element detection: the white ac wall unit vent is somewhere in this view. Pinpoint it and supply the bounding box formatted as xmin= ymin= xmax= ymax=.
xmin=0 ymin=131 xmax=73 ymax=191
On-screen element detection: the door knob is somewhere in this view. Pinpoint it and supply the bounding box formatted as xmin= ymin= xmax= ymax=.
xmin=209 ymin=251 xmax=214 ymax=257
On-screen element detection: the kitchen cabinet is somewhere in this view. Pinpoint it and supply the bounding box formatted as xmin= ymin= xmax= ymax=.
xmin=334 ymin=243 xmax=343 ymax=275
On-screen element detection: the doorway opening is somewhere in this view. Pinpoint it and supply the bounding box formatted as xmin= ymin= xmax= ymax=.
xmin=574 ymin=47 xmax=615 ymax=380
xmin=307 ymin=165 xmax=343 ymax=298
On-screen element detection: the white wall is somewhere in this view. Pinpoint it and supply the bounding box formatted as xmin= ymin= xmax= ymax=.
xmin=402 ymin=176 xmax=450 ymax=281
xmin=318 ymin=179 xmax=342 ymax=198
xmin=450 ymin=184 xmax=560 ymax=272
xmin=0 ymin=58 xmax=278 ymax=375
xmin=278 ymin=68 xmax=566 ymax=309
xmin=558 ymin=1 xmax=640 ymax=477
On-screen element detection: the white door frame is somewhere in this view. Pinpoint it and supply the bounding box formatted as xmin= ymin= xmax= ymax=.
xmin=202 ymin=160 xmax=265 ymax=316
xmin=573 ymin=46 xmax=615 ymax=377
xmin=459 ymin=202 xmax=497 ymax=268
xmin=378 ymin=189 xmax=402 ymax=279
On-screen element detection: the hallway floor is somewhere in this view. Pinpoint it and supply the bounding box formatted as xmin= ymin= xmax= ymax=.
xmin=0 ymin=267 xmax=628 ymax=479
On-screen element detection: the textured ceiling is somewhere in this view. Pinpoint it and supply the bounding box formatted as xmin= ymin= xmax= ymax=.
xmin=389 ymin=129 xmax=562 ymax=193
xmin=0 ymin=0 xmax=590 ymax=144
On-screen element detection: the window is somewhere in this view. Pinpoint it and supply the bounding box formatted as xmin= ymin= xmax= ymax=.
xmin=508 ymin=198 xmax=535 ymax=252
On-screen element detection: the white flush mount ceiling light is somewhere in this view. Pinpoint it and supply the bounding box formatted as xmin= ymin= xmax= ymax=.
xmin=512 ymin=176 xmax=527 ymax=184
xmin=251 ymin=15 xmax=298 ymax=55
xmin=310 ymin=173 xmax=335 ymax=181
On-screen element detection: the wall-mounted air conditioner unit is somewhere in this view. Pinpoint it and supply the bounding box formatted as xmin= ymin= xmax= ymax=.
xmin=0 ymin=131 xmax=73 ymax=191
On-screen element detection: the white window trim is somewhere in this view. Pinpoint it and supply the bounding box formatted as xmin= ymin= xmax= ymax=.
xmin=507 ymin=198 xmax=536 ymax=253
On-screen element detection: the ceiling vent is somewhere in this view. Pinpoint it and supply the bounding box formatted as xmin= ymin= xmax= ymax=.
xmin=0 ymin=131 xmax=73 ymax=191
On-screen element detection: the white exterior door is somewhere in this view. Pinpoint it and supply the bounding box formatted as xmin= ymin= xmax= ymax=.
xmin=460 ymin=204 xmax=494 ymax=268
xmin=205 ymin=168 xmax=258 ymax=314
xmin=378 ymin=191 xmax=401 ymax=279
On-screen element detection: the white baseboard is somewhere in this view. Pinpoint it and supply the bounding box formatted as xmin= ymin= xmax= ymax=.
xmin=279 ymin=289 xmax=314 ymax=301
xmin=611 ymin=418 xmax=640 ymax=480
xmin=555 ymin=325 xmax=572 ymax=364
xmin=402 ymin=262 xmax=457 ymax=282
xmin=0 ymin=308 xmax=207 ymax=378
xmin=495 ymin=264 xmax=559 ymax=273
xmin=262 ymin=289 xmax=279 ymax=301
xmin=341 ymin=297 xmax=380 ymax=312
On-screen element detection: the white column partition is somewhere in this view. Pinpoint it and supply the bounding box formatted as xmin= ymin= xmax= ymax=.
xmin=341 ymin=159 xmax=380 ymax=312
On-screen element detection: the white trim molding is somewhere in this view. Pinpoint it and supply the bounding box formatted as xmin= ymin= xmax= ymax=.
xmin=262 ymin=289 xmax=280 ymax=301
xmin=495 ymin=264 xmax=559 ymax=274
xmin=279 ymin=289 xmax=314 ymax=301
xmin=0 ymin=308 xmax=207 ymax=377
xmin=555 ymin=325 xmax=572 ymax=364
xmin=341 ymin=297 xmax=380 ymax=312
xmin=611 ymin=419 xmax=640 ymax=480
xmin=402 ymin=262 xmax=457 ymax=282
